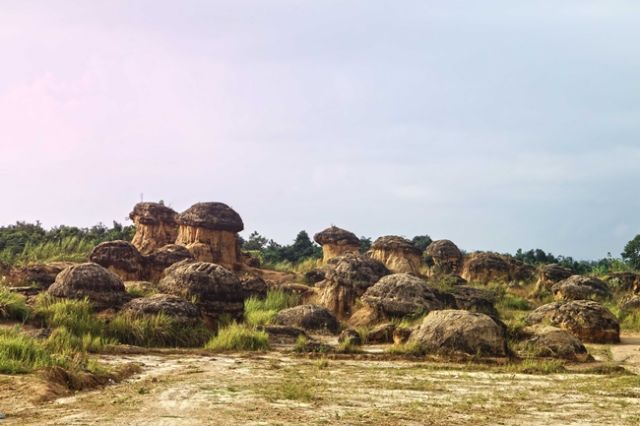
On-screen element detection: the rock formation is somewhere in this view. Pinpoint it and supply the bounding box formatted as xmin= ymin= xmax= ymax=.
xmin=461 ymin=252 xmax=535 ymax=284
xmin=360 ymin=273 xmax=443 ymax=319
xmin=521 ymin=325 xmax=590 ymax=362
xmin=175 ymin=202 xmax=244 ymax=268
xmin=313 ymin=226 xmax=360 ymax=263
xmin=274 ymin=304 xmax=339 ymax=334
xmin=47 ymin=263 xmax=128 ymax=310
xmin=129 ymin=202 xmax=179 ymax=255
xmin=144 ymin=244 xmax=195 ymax=282
xmin=158 ymin=261 xmax=244 ymax=323
xmin=603 ymin=272 xmax=640 ymax=293
xmin=368 ymin=236 xmax=422 ymax=274
xmin=121 ymin=293 xmax=201 ymax=325
xmin=551 ymin=275 xmax=610 ymax=301
xmin=316 ymin=253 xmax=389 ymax=318
xmin=526 ymin=300 xmax=620 ymax=344
xmin=424 ymin=240 xmax=463 ymax=275
xmin=89 ymin=240 xmax=146 ymax=282
xmin=408 ymin=310 xmax=508 ymax=356
xmin=7 ymin=262 xmax=73 ymax=289
xmin=536 ymin=264 xmax=573 ymax=291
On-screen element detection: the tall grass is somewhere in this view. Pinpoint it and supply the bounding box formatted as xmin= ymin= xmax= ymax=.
xmin=205 ymin=322 xmax=269 ymax=352
xmin=263 ymin=258 xmax=320 ymax=275
xmin=1 ymin=236 xmax=95 ymax=265
xmin=106 ymin=312 xmax=212 ymax=347
xmin=0 ymin=287 xmax=30 ymax=321
xmin=244 ymin=290 xmax=300 ymax=326
xmin=0 ymin=327 xmax=66 ymax=374
xmin=32 ymin=294 xmax=103 ymax=336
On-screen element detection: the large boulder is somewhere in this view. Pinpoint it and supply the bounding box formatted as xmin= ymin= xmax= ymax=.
xmin=603 ymin=272 xmax=640 ymax=293
xmin=238 ymin=273 xmax=268 ymax=299
xmin=317 ymin=254 xmax=389 ymax=318
xmin=89 ymin=240 xmax=146 ymax=281
xmin=536 ymin=264 xmax=573 ymax=291
xmin=444 ymin=286 xmax=499 ymax=319
xmin=158 ymin=261 xmax=244 ymax=322
xmin=47 ymin=263 xmax=127 ymax=310
xmin=121 ymin=293 xmax=201 ymax=325
xmin=521 ymin=325 xmax=590 ymax=362
xmin=424 ymin=240 xmax=463 ymax=275
xmin=368 ymin=236 xmax=422 ymax=275
xmin=461 ymin=252 xmax=511 ymax=284
xmin=551 ymin=275 xmax=610 ymax=301
xmin=408 ymin=310 xmax=508 ymax=356
xmin=7 ymin=262 xmax=73 ymax=289
xmin=275 ymin=304 xmax=339 ymax=334
xmin=144 ymin=244 xmax=195 ymax=282
xmin=360 ymin=273 xmax=443 ymax=318
xmin=526 ymin=300 xmax=620 ymax=343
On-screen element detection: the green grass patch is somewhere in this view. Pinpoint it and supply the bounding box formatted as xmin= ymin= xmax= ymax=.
xmin=32 ymin=294 xmax=103 ymax=336
xmin=205 ymin=322 xmax=269 ymax=352
xmin=386 ymin=342 xmax=427 ymax=356
xmin=0 ymin=287 xmax=30 ymax=321
xmin=244 ymin=290 xmax=299 ymax=326
xmin=0 ymin=327 xmax=66 ymax=374
xmin=106 ymin=312 xmax=212 ymax=347
xmin=45 ymin=327 xmax=116 ymax=354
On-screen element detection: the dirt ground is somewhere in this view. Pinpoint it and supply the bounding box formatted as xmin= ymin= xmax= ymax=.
xmin=2 ymin=336 xmax=640 ymax=425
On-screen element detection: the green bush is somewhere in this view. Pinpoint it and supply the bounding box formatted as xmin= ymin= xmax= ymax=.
xmin=0 ymin=288 xmax=30 ymax=321
xmin=205 ymin=322 xmax=269 ymax=352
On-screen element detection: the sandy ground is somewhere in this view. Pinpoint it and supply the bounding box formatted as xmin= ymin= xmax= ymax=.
xmin=1 ymin=337 xmax=640 ymax=425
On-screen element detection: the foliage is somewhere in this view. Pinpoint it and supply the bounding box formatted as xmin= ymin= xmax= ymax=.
xmin=0 ymin=327 xmax=65 ymax=374
xmin=622 ymin=235 xmax=640 ymax=270
xmin=359 ymin=236 xmax=372 ymax=253
xmin=0 ymin=288 xmax=29 ymax=321
xmin=241 ymin=230 xmax=322 ymax=265
xmin=205 ymin=322 xmax=269 ymax=352
xmin=32 ymin=294 xmax=103 ymax=336
xmin=244 ymin=290 xmax=300 ymax=326
xmin=411 ymin=235 xmax=433 ymax=252
xmin=514 ymin=247 xmax=635 ymax=274
xmin=106 ymin=312 xmax=212 ymax=347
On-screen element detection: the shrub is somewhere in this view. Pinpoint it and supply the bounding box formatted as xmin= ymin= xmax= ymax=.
xmin=205 ymin=322 xmax=269 ymax=352
xmin=0 ymin=287 xmax=29 ymax=321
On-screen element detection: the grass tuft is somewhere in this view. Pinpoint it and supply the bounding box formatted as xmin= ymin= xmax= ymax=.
xmin=0 ymin=287 xmax=30 ymax=321
xmin=205 ymin=322 xmax=269 ymax=352
xmin=244 ymin=290 xmax=299 ymax=326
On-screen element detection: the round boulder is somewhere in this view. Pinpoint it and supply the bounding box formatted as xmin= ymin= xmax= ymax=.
xmin=551 ymin=275 xmax=610 ymax=301
xmin=368 ymin=236 xmax=422 ymax=274
xmin=144 ymin=244 xmax=195 ymax=282
xmin=525 ymin=300 xmax=620 ymax=344
xmin=158 ymin=261 xmax=244 ymax=322
xmin=7 ymin=262 xmax=73 ymax=289
xmin=536 ymin=264 xmax=573 ymax=290
xmin=47 ymin=263 xmax=127 ymax=310
xmin=461 ymin=252 xmax=511 ymax=284
xmin=361 ymin=273 xmax=443 ymax=318
xmin=89 ymin=240 xmax=146 ymax=281
xmin=121 ymin=293 xmax=200 ymax=324
xmin=424 ymin=240 xmax=463 ymax=275
xmin=521 ymin=325 xmax=590 ymax=362
xmin=408 ymin=310 xmax=508 ymax=356
xmin=275 ymin=304 xmax=339 ymax=334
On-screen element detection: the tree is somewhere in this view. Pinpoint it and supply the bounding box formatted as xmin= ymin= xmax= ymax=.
xmin=243 ymin=231 xmax=268 ymax=251
xmin=622 ymin=235 xmax=640 ymax=270
xmin=359 ymin=236 xmax=372 ymax=253
xmin=411 ymin=235 xmax=433 ymax=252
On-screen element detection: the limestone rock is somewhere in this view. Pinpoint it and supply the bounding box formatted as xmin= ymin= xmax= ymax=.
xmin=408 ymin=310 xmax=508 ymax=356
xmin=522 ymin=325 xmax=590 ymax=362
xmin=47 ymin=263 xmax=127 ymax=310
xmin=526 ymin=300 xmax=620 ymax=343
xmin=275 ymin=304 xmax=339 ymax=334
xmin=89 ymin=240 xmax=146 ymax=281
xmin=7 ymin=262 xmax=73 ymax=289
xmin=129 ymin=202 xmax=179 ymax=255
xmin=424 ymin=240 xmax=463 ymax=275
xmin=366 ymin=322 xmax=396 ymax=344
xmin=259 ymin=325 xmax=308 ymax=344
xmin=144 ymin=244 xmax=195 ymax=282
xmin=317 ymin=254 xmax=389 ymax=318
xmin=603 ymin=272 xmax=640 ymax=293
xmin=338 ymin=329 xmax=362 ymax=346
xmin=368 ymin=236 xmax=422 ymax=274
xmin=536 ymin=264 xmax=573 ymax=290
xmin=551 ymin=275 xmax=610 ymax=301
xmin=121 ymin=293 xmax=201 ymax=324
xmin=444 ymin=286 xmax=500 ymax=319
xmin=238 ymin=273 xmax=268 ymax=299
xmin=461 ymin=252 xmax=534 ymax=284
xmin=314 ymin=226 xmax=360 ymax=263
xmin=361 ymin=273 xmax=443 ymax=318
xmin=621 ymin=295 xmax=640 ymax=312
xmin=158 ymin=261 xmax=244 ymax=322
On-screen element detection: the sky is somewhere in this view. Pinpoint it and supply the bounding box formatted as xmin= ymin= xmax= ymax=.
xmin=1 ymin=1 xmax=639 ymax=259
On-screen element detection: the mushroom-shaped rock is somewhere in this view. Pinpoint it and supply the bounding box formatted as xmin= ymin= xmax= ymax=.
xmin=361 ymin=273 xmax=443 ymax=319
xmin=368 ymin=236 xmax=422 ymax=274
xmin=317 ymin=254 xmax=389 ymax=318
xmin=536 ymin=264 xmax=573 ymax=291
xmin=144 ymin=244 xmax=195 ymax=283
xmin=526 ymin=300 xmax=620 ymax=344
xmin=121 ymin=293 xmax=201 ymax=325
xmin=274 ymin=304 xmax=339 ymax=334
xmin=313 ymin=226 xmax=360 ymax=263
xmin=47 ymin=263 xmax=127 ymax=310
xmin=551 ymin=275 xmax=610 ymax=301
xmin=424 ymin=240 xmax=463 ymax=275
xmin=129 ymin=202 xmax=179 ymax=255
xmin=158 ymin=261 xmax=244 ymax=322
xmin=7 ymin=262 xmax=74 ymax=289
xmin=461 ymin=252 xmax=511 ymax=284
xmin=176 ymin=202 xmax=244 ymax=268
xmin=521 ymin=325 xmax=590 ymax=362
xmin=89 ymin=240 xmax=146 ymax=282
xmin=408 ymin=310 xmax=508 ymax=356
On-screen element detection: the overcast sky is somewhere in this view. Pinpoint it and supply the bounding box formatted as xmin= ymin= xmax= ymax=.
xmin=1 ymin=1 xmax=639 ymax=259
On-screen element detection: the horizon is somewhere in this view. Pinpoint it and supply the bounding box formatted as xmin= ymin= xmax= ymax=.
xmin=1 ymin=1 xmax=639 ymax=259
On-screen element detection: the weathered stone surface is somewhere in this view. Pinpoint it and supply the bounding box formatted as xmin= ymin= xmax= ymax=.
xmin=89 ymin=240 xmax=145 ymax=281
xmin=338 ymin=329 xmax=362 ymax=346
xmin=121 ymin=293 xmax=200 ymax=324
xmin=368 ymin=236 xmax=422 ymax=275
xmin=461 ymin=252 xmax=534 ymax=284
xmin=409 ymin=310 xmax=508 ymax=356
xmin=314 ymin=226 xmax=360 ymax=263
xmin=317 ymin=254 xmax=389 ymax=318
xmin=361 ymin=273 xmax=443 ymax=318
xmin=129 ymin=202 xmax=179 ymax=255
xmin=526 ymin=300 xmax=620 ymax=344
xmin=521 ymin=325 xmax=590 ymax=362
xmin=444 ymin=286 xmax=500 ymax=319
xmin=551 ymin=275 xmax=610 ymax=301
xmin=304 ymin=268 xmax=326 ymax=285
xmin=47 ymin=263 xmax=127 ymax=310
xmin=536 ymin=264 xmax=573 ymax=290
xmin=603 ymin=272 xmax=640 ymax=293
xmin=366 ymin=322 xmax=396 ymax=344
xmin=621 ymin=295 xmax=640 ymax=312
xmin=275 ymin=304 xmax=339 ymax=334
xmin=424 ymin=240 xmax=463 ymax=275
xmin=158 ymin=261 xmax=244 ymax=322
xmin=7 ymin=262 xmax=73 ymax=289
xmin=144 ymin=244 xmax=195 ymax=283
xmin=238 ymin=273 xmax=268 ymax=299
xmin=259 ymin=325 xmax=308 ymax=344
xmin=175 ymin=203 xmax=244 ymax=268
